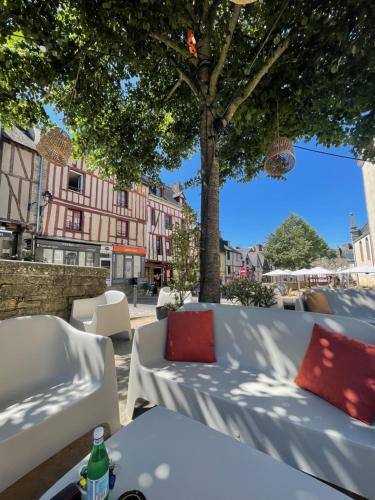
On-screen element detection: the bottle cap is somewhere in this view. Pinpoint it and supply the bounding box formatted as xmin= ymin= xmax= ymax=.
xmin=94 ymin=426 xmax=104 ymax=441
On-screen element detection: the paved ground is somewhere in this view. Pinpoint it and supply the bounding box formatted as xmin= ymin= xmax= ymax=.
xmin=112 ymin=314 xmax=157 ymax=425
xmin=128 ymin=302 xmax=157 ymax=318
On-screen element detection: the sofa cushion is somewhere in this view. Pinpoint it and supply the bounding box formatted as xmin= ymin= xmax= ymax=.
xmin=295 ymin=323 xmax=375 ymax=424
xmin=0 ymin=379 xmax=100 ymax=442
xmin=304 ymin=291 xmax=332 ymax=314
xmin=151 ymin=361 xmax=374 ymax=442
xmin=165 ymin=310 xmax=216 ymax=363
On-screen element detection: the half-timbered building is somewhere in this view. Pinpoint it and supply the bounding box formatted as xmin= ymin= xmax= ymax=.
xmin=146 ymin=182 xmax=185 ymax=286
xmin=36 ymin=158 xmax=148 ymax=286
xmin=0 ymin=128 xmax=43 ymax=259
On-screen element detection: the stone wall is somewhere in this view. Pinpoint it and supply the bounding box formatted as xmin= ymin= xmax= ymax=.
xmin=0 ymin=260 xmax=107 ymax=320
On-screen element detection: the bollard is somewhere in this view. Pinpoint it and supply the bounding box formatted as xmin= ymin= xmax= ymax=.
xmin=133 ymin=284 xmax=137 ymax=307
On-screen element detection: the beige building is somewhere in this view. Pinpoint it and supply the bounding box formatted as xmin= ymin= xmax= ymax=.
xmin=146 ymin=183 xmax=184 ymax=286
xmin=351 ymin=160 xmax=375 ymax=286
xmin=220 ymin=238 xmax=242 ymax=284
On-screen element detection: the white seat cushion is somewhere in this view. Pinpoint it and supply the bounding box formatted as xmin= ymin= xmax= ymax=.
xmin=0 ymin=379 xmax=100 ymax=442
xmin=151 ymin=362 xmax=374 ymax=445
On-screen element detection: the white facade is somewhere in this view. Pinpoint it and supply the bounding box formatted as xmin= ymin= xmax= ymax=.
xmin=351 ymin=160 xmax=375 ymax=286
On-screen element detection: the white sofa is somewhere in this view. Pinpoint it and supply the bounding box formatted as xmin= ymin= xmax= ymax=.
xmin=0 ymin=315 xmax=121 ymax=492
xmin=70 ymin=290 xmax=131 ymax=337
xmin=295 ymin=288 xmax=375 ymax=322
xmin=126 ymin=303 xmax=375 ymax=498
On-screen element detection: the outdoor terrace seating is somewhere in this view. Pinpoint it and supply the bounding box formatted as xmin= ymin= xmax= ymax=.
xmin=0 ymin=315 xmax=120 ymax=492
xmin=296 ymin=288 xmax=375 ymax=324
xmin=70 ymin=290 xmax=132 ymax=337
xmin=126 ymin=303 xmax=375 ymax=498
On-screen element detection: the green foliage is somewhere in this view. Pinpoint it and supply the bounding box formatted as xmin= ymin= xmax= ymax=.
xmin=264 ymin=214 xmax=336 ymax=270
xmin=170 ymin=204 xmax=200 ymax=307
xmin=0 ymin=1 xmax=374 ymax=183
xmin=222 ymin=277 xmax=276 ymax=307
xmin=21 ymin=250 xmax=33 ymax=261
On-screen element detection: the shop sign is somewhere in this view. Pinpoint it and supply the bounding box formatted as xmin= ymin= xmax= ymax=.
xmin=0 ymin=229 xmax=12 ymax=238
xmin=100 ymin=245 xmax=113 ymax=253
xmin=113 ymin=245 xmax=146 ymax=255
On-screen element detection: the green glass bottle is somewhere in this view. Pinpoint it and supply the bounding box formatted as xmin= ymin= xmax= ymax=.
xmin=87 ymin=426 xmax=110 ymax=500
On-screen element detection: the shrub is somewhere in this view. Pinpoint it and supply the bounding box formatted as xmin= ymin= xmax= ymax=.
xmin=222 ymin=277 xmax=276 ymax=308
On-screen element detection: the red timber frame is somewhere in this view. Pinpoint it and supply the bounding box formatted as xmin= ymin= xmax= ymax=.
xmin=42 ymin=158 xmax=147 ymax=248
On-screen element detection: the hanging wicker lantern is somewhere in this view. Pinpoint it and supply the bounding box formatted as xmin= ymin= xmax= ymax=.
xmin=264 ymin=137 xmax=296 ymax=177
xmin=230 ymin=0 xmax=257 ymax=4
xmin=36 ymin=127 xmax=72 ymax=166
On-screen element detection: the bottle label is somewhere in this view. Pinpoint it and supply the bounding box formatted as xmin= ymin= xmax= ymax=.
xmin=87 ymin=470 xmax=109 ymax=500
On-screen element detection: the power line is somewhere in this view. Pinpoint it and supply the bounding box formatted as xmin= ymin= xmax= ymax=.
xmin=294 ymin=145 xmax=372 ymax=163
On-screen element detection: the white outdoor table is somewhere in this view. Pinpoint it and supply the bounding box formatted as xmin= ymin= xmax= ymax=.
xmin=41 ymin=407 xmax=347 ymax=500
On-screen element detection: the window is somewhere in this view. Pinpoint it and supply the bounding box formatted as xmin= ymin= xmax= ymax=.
xmin=227 ymin=266 xmax=231 ymax=275
xmin=365 ymin=238 xmax=371 ymax=260
xmin=68 ymin=171 xmax=83 ymax=193
xmin=134 ymin=255 xmax=141 ymax=277
xmin=114 ymin=254 xmax=124 ymax=279
xmin=86 ymin=252 xmax=94 ymax=267
xmin=118 ymin=191 xmax=128 ymax=208
xmin=151 ymin=209 xmax=156 ymax=225
xmin=125 ymin=256 xmax=133 ymax=278
xmin=165 ymin=214 xmax=173 ymax=229
xmin=65 ymin=251 xmax=78 ymax=266
xmin=156 ymin=236 xmax=162 ymax=255
xmin=226 ymin=250 xmax=230 ymax=261
xmin=359 ymin=241 xmax=364 ymax=262
xmin=43 ymin=248 xmax=53 ymax=263
xmin=150 ymin=186 xmax=163 ymax=197
xmin=79 ymin=252 xmax=86 ymax=267
xmin=66 ymin=209 xmax=82 ymax=231
xmin=166 ymin=239 xmax=172 ymax=256
xmin=117 ymin=220 xmax=129 ymax=238
xmin=54 ymin=250 xmax=64 ymax=265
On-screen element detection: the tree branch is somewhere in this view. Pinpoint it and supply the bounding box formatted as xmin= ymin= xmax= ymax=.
xmin=208 ymin=0 xmax=222 ymax=32
xmin=178 ymin=69 xmax=199 ymax=98
xmin=150 ymin=33 xmax=198 ymax=66
xmin=209 ymin=4 xmax=241 ymax=100
xmin=166 ymin=78 xmax=182 ymax=101
xmin=202 ymin=0 xmax=210 ymax=24
xmin=221 ymin=38 xmax=290 ymax=127
xmin=167 ymin=56 xmax=199 ymax=99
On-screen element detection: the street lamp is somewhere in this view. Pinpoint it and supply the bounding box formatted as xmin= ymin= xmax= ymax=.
xmin=28 ymin=190 xmax=53 ymax=215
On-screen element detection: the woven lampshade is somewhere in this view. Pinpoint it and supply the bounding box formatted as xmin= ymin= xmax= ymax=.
xmin=264 ymin=137 xmax=296 ymax=177
xmin=230 ymin=0 xmax=257 ymax=4
xmin=36 ymin=127 xmax=72 ymax=166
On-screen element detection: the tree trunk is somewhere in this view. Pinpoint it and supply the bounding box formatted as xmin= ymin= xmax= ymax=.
xmin=199 ymin=105 xmax=221 ymax=303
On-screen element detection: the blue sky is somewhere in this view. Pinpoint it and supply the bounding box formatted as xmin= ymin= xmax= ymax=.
xmin=161 ymin=142 xmax=367 ymax=249
xmin=46 ymin=106 xmax=367 ymax=249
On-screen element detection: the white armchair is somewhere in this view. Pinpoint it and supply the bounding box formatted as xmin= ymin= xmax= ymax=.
xmin=70 ymin=290 xmax=131 ymax=337
xmin=0 ymin=315 xmax=120 ymax=492
xmin=157 ymin=286 xmax=193 ymax=307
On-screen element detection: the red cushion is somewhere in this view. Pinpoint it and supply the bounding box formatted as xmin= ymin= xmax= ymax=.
xmin=165 ymin=310 xmax=216 ymax=363
xmin=295 ymin=324 xmax=375 ymax=424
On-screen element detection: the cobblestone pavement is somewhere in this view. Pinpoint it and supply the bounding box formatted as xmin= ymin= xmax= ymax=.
xmin=112 ymin=314 xmax=156 ymax=425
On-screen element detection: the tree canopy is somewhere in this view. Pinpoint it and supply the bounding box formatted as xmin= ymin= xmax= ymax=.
xmin=1 ymin=0 xmax=374 ymax=300
xmin=264 ymin=213 xmax=336 ymax=269
xmin=1 ymin=1 xmax=374 ymax=180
